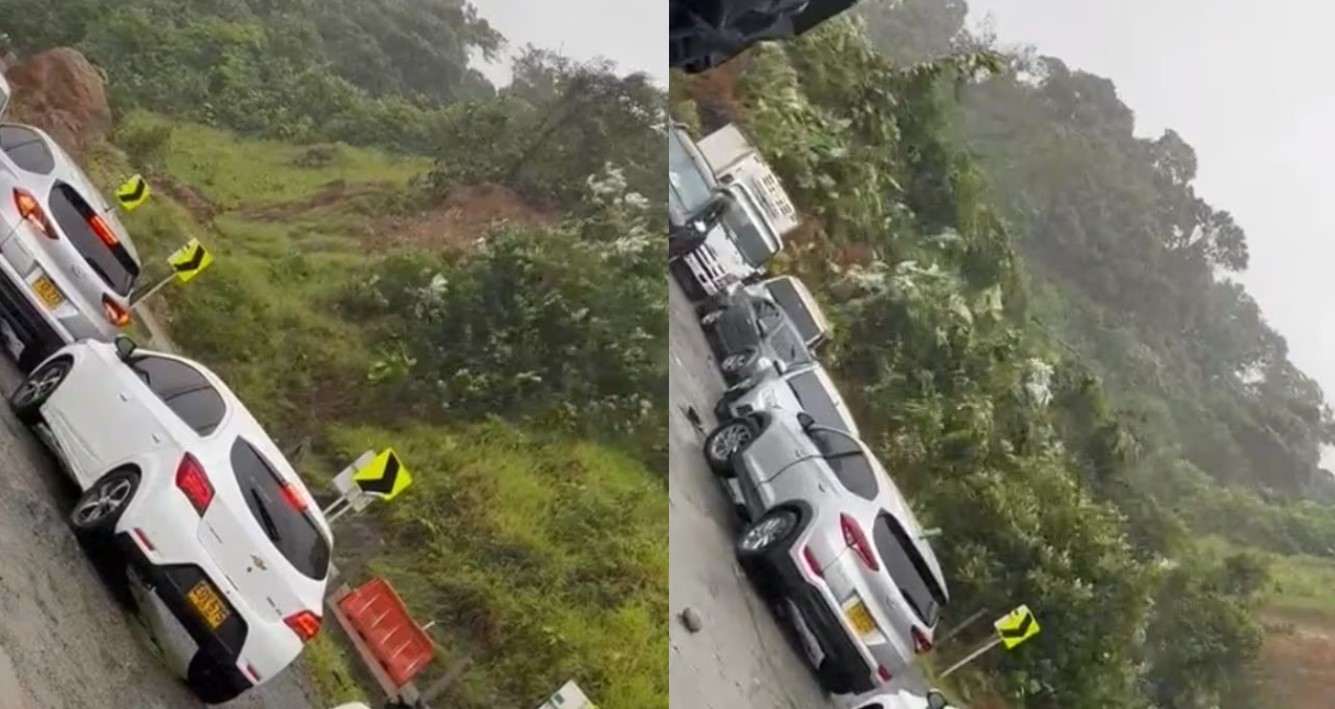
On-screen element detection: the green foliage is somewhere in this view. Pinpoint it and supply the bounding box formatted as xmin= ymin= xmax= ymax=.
xmin=428 ymin=48 xmax=666 ymax=211
xmin=346 ymin=180 xmax=666 ymax=468
xmin=0 ymin=0 xmax=498 ymax=153
xmin=332 ymin=422 xmax=667 ymax=709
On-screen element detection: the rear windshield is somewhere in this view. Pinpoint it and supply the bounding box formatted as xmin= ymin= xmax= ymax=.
xmin=230 ymin=439 xmax=331 ymax=580
xmin=48 ymin=183 xmax=139 ymax=295
xmin=788 ymin=371 xmax=850 ymax=433
xmin=766 ymin=279 xmax=823 ymax=345
xmin=873 ymin=514 xmax=947 ymax=626
xmin=128 ymin=354 xmax=226 ymax=436
xmin=0 ymin=125 xmax=54 ymax=174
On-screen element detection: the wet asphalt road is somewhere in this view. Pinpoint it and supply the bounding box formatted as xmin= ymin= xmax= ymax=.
xmin=0 ymin=357 xmax=315 ymax=709
xmin=667 ymin=276 xmax=838 ymax=709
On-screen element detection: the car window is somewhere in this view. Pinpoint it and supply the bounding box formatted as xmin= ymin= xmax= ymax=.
xmin=230 ymin=438 xmax=331 ymax=580
xmin=827 ymin=452 xmax=879 ymax=500
xmin=873 ymin=513 xmax=946 ymax=626
xmin=0 ymin=125 xmax=54 ymax=174
xmin=787 ymin=371 xmax=849 ymax=432
xmin=806 ymin=426 xmax=860 ymax=457
xmin=720 ymin=192 xmax=778 ymax=266
xmin=753 ymin=299 xmax=785 ymax=329
xmin=766 ymin=278 xmax=823 ymax=345
xmin=48 ymin=183 xmax=140 ymax=295
xmin=765 ymin=320 xmax=812 ymax=366
xmin=128 ymin=355 xmax=226 ymax=436
xmin=668 ymin=127 xmax=716 ymax=214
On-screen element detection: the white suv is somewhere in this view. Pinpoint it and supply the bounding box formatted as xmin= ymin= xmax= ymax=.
xmin=704 ymin=408 xmax=949 ymax=695
xmin=10 ymin=336 xmax=331 ymax=704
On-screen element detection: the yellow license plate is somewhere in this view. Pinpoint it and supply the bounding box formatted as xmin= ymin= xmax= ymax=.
xmin=186 ymin=580 xmax=230 ymax=630
xmin=845 ymin=599 xmax=877 ymax=635
xmin=31 ymin=276 xmax=63 ymax=309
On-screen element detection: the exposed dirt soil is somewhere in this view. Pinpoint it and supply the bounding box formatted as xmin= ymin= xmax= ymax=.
xmin=371 ymin=182 xmax=555 ymax=251
xmin=6 ymin=48 xmax=112 ymax=159
xmin=1260 ymin=606 xmax=1335 ymax=708
xmin=157 ymin=176 xmax=221 ymax=224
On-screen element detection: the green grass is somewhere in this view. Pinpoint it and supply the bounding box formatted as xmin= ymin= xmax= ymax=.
xmin=302 ymin=633 xmax=369 ymax=706
xmin=331 ymin=422 xmax=669 ymax=709
xmin=123 ymin=111 xmax=430 ymax=207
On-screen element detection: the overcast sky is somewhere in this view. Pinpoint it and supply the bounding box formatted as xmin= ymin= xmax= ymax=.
xmin=468 ymin=0 xmax=664 ymax=85
xmin=966 ymin=0 xmax=1335 ymax=421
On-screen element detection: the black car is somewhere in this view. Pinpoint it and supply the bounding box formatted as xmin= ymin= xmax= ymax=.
xmin=670 ymin=0 xmax=862 ymax=73
xmin=700 ymin=284 xmax=816 ymax=384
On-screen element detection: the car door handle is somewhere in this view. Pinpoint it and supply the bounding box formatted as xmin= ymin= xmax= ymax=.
xmin=119 ymin=392 xmax=130 ymax=402
xmin=151 ymin=433 xmax=163 ymax=444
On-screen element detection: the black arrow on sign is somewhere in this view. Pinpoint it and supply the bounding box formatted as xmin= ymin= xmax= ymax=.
xmin=1000 ymin=613 xmax=1034 ymax=639
xmin=173 ymin=245 xmax=206 ymax=273
xmin=358 ymin=452 xmax=401 ymax=495
xmin=118 ymin=178 xmax=146 ymax=205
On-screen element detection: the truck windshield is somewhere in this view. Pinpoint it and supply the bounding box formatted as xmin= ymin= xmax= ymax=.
xmin=669 ymin=127 xmax=715 ymax=216
xmin=720 ymin=192 xmax=779 ymax=266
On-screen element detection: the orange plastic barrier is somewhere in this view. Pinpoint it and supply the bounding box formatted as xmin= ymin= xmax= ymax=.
xmin=337 ymin=577 xmax=435 ymax=687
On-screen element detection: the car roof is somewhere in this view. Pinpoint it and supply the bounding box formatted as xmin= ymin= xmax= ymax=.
xmin=13 ymin=124 xmax=141 ymax=262
xmin=140 ymin=347 xmax=332 ymax=536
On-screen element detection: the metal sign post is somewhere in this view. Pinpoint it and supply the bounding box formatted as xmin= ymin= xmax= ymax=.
xmin=322 ymin=450 xmax=378 ymax=525
xmin=321 ymin=448 xmax=414 ymax=526
xmin=938 ymin=604 xmax=1041 ymax=679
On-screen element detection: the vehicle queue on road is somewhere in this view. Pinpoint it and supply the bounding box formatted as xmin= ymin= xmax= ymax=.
xmin=670 ymin=119 xmax=959 ymax=709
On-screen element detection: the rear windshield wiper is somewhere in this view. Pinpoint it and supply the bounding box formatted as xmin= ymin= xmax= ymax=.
xmin=249 ymin=489 xmax=282 ymax=543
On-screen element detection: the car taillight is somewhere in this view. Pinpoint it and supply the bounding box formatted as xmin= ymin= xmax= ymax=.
xmin=88 ymin=213 xmax=120 ymax=247
xmin=280 ymin=482 xmax=308 ymax=513
xmin=102 ymin=295 xmax=131 ymax=327
xmin=840 ymin=513 xmax=879 ymax=571
xmin=802 ymin=546 xmax=824 ymax=579
xmin=284 ymin=610 xmax=322 ymax=643
xmin=14 ymin=188 xmax=55 ymax=239
xmin=175 ymin=453 xmax=214 ymax=515
xmin=912 ymin=626 xmax=933 ymax=654
xmin=877 ymin=665 xmax=893 ymax=682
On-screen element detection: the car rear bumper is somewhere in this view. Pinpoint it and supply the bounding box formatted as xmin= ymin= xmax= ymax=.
xmin=111 ymin=532 xmax=255 ymax=700
xmin=745 ymin=533 xmax=878 ymax=694
xmin=0 ymin=252 xmax=68 ymax=357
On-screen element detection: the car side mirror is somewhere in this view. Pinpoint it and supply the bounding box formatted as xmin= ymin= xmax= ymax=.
xmin=797 ymin=412 xmax=816 ymax=430
xmin=926 ymin=690 xmax=950 ymax=709
xmin=114 ymin=334 xmax=137 ymax=361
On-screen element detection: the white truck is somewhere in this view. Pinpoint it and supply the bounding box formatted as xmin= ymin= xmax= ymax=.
xmin=669 ymin=122 xmax=799 ymax=300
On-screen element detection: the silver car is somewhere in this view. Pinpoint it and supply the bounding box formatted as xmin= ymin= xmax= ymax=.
xmin=718 ymin=362 xmax=860 ymax=437
xmin=0 ymin=123 xmax=141 ymax=370
xmin=704 ymin=408 xmax=950 ymax=696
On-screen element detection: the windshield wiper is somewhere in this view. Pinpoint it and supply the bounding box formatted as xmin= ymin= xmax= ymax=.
xmin=250 ymin=489 xmax=282 ymax=543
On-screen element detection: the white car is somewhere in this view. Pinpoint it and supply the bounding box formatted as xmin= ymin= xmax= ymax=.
xmin=841 ymin=686 xmax=953 ymax=709
xmin=9 ymin=336 xmax=332 ymax=704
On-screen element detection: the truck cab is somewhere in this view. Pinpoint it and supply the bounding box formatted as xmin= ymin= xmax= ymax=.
xmin=670 ymin=122 xmax=798 ymax=299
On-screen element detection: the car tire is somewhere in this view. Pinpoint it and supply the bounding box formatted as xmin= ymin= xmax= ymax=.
xmin=816 ymin=659 xmax=861 ymax=695
xmin=9 ymin=355 xmax=71 ymax=425
xmin=187 ymin=653 xmax=248 ymax=705
xmin=719 ymin=348 xmax=757 ymax=383
xmin=703 ymin=418 xmax=755 ymax=476
xmin=69 ymin=468 xmax=139 ymax=538
xmin=735 ymin=507 xmax=799 ymax=566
